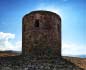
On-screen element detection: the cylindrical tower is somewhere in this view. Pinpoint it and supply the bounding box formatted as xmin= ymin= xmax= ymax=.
xmin=22 ymin=10 xmax=61 ymax=58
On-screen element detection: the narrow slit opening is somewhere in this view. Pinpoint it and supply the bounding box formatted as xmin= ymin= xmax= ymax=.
xmin=35 ymin=19 xmax=39 ymax=27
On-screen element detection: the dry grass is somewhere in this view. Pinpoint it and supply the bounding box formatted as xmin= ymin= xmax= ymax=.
xmin=0 ymin=53 xmax=17 ymax=57
xmin=63 ymin=56 xmax=86 ymax=69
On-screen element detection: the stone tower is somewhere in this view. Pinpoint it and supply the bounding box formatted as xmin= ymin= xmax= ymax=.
xmin=22 ymin=10 xmax=61 ymax=58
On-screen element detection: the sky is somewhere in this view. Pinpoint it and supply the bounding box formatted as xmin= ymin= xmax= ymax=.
xmin=0 ymin=0 xmax=85 ymax=56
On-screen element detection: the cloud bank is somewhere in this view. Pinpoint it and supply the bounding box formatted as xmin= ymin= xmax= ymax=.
xmin=0 ymin=32 xmax=21 ymax=51
xmin=62 ymin=42 xmax=86 ymax=56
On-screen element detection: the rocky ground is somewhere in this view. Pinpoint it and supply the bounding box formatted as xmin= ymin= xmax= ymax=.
xmin=0 ymin=55 xmax=84 ymax=70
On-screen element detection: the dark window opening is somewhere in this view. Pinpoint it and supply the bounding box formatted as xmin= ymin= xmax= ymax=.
xmin=35 ymin=19 xmax=39 ymax=27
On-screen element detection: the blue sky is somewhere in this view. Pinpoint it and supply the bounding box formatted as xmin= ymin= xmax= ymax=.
xmin=0 ymin=0 xmax=85 ymax=56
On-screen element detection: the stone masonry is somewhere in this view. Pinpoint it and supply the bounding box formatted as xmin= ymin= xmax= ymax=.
xmin=22 ymin=10 xmax=61 ymax=58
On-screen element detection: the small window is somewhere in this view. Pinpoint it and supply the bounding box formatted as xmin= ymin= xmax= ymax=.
xmin=35 ymin=19 xmax=39 ymax=27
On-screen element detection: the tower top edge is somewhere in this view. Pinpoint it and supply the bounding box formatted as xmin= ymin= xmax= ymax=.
xmin=23 ymin=10 xmax=61 ymax=20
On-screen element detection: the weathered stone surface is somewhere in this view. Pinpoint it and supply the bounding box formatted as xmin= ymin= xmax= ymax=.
xmin=22 ymin=10 xmax=61 ymax=58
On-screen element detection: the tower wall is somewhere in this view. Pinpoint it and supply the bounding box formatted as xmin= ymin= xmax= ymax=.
xmin=22 ymin=11 xmax=61 ymax=58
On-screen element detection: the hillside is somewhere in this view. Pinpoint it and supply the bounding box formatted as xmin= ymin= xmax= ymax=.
xmin=63 ymin=56 xmax=86 ymax=69
xmin=0 ymin=53 xmax=17 ymax=57
xmin=0 ymin=54 xmax=86 ymax=70
xmin=0 ymin=51 xmax=21 ymax=57
xmin=0 ymin=55 xmax=83 ymax=70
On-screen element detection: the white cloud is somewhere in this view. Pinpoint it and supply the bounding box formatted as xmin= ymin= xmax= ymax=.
xmin=62 ymin=42 xmax=86 ymax=56
xmin=0 ymin=32 xmax=21 ymax=51
xmin=13 ymin=41 xmax=22 ymax=51
xmin=0 ymin=32 xmax=15 ymax=40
